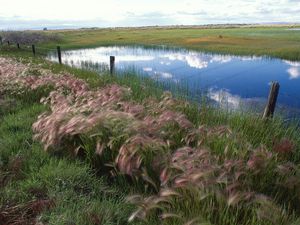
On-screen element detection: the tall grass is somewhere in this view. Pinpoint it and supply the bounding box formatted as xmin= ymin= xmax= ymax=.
xmin=1 ymin=50 xmax=300 ymax=224
xmin=0 ymin=56 xmax=142 ymax=225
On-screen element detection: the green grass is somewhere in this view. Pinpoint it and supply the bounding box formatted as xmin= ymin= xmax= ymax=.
xmin=31 ymin=26 xmax=300 ymax=60
xmin=0 ymin=75 xmax=141 ymax=225
xmin=1 ymin=49 xmax=300 ymax=159
xmin=1 ymin=48 xmax=300 ymax=225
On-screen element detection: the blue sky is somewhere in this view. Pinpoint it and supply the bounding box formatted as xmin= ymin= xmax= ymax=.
xmin=0 ymin=0 xmax=300 ymax=29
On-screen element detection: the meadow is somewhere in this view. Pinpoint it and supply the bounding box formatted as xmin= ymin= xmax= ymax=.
xmin=1 ymin=27 xmax=300 ymax=224
xmin=37 ymin=25 xmax=300 ymax=60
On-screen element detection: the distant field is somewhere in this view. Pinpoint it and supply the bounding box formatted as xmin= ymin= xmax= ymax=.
xmin=41 ymin=25 xmax=300 ymax=60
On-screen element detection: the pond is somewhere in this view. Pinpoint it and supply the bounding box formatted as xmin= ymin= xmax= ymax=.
xmin=47 ymin=46 xmax=300 ymax=118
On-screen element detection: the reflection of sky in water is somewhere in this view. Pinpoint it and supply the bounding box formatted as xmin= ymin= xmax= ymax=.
xmin=47 ymin=46 xmax=300 ymax=116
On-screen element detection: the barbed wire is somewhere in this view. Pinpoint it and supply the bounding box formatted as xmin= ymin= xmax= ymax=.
xmin=36 ymin=46 xmax=56 ymax=51
xmin=170 ymin=60 xmax=234 ymax=81
xmin=0 ymin=41 xmax=56 ymax=52
xmin=202 ymin=63 xmax=270 ymax=89
xmin=2 ymin=41 xmax=300 ymax=106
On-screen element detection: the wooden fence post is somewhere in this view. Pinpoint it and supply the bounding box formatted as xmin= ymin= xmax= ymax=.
xmin=17 ymin=43 xmax=20 ymax=49
xmin=57 ymin=46 xmax=62 ymax=64
xmin=7 ymin=41 xmax=10 ymax=46
xmin=110 ymin=56 xmax=115 ymax=75
xmin=263 ymin=82 xmax=280 ymax=119
xmin=32 ymin=45 xmax=36 ymax=56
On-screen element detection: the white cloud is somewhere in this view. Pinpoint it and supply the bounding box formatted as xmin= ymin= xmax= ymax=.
xmin=284 ymin=60 xmax=300 ymax=67
xmin=162 ymin=53 xmax=209 ymax=69
xmin=207 ymin=88 xmax=266 ymax=111
xmin=208 ymin=88 xmax=241 ymax=109
xmin=143 ymin=67 xmax=153 ymax=72
xmin=160 ymin=61 xmax=171 ymax=66
xmin=154 ymin=71 xmax=173 ymax=78
xmin=287 ymin=67 xmax=300 ymax=79
xmin=0 ymin=0 xmax=300 ymax=29
xmin=209 ymin=55 xmax=233 ymax=64
xmin=285 ymin=60 xmax=300 ymax=79
xmin=160 ymin=72 xmax=173 ymax=78
xmin=240 ymin=56 xmax=263 ymax=61
xmin=54 ymin=47 xmax=155 ymax=64
xmin=161 ymin=52 xmax=236 ymax=69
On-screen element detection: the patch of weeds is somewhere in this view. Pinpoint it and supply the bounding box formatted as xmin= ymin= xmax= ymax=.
xmin=25 ymin=68 xmax=43 ymax=77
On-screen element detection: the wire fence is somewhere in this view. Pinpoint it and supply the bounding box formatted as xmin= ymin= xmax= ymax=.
xmin=153 ymin=55 xmax=300 ymax=116
xmin=1 ymin=39 xmax=300 ymax=120
xmin=0 ymin=40 xmax=58 ymax=58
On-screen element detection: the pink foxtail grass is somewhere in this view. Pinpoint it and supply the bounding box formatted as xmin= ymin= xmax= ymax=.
xmin=1 ymin=56 xmax=300 ymax=225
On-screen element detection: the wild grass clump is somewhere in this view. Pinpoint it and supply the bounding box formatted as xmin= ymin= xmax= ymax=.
xmin=129 ymin=144 xmax=300 ymax=224
xmin=29 ymin=69 xmax=300 ymax=224
xmin=1 ymin=55 xmax=300 ymax=225
xmin=0 ymin=56 xmax=139 ymax=225
xmin=32 ymin=85 xmax=194 ymax=183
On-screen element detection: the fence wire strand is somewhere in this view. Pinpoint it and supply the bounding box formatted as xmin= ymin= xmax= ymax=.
xmin=1 ymin=41 xmax=300 ymax=112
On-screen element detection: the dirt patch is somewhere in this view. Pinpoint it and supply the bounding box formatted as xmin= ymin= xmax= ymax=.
xmin=185 ymin=36 xmax=261 ymax=45
xmin=0 ymin=199 xmax=54 ymax=225
xmin=88 ymin=213 xmax=103 ymax=225
xmin=0 ymin=157 xmax=24 ymax=188
xmin=0 ymin=171 xmax=9 ymax=189
xmin=28 ymin=187 xmax=48 ymax=200
xmin=0 ymin=98 xmax=17 ymax=116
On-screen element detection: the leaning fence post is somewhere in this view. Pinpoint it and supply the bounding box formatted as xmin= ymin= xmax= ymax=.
xmin=263 ymin=81 xmax=280 ymax=119
xmin=17 ymin=43 xmax=20 ymax=49
xmin=110 ymin=56 xmax=115 ymax=75
xmin=57 ymin=46 xmax=62 ymax=64
xmin=32 ymin=44 xmax=36 ymax=56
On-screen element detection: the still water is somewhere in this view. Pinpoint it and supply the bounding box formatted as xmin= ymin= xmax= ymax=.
xmin=47 ymin=46 xmax=300 ymax=117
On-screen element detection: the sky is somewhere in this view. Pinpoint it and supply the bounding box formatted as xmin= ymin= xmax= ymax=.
xmin=0 ymin=0 xmax=300 ymax=30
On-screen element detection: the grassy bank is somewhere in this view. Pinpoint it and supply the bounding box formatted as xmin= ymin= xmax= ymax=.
xmin=1 ymin=49 xmax=300 ymax=225
xmin=33 ymin=25 xmax=300 ymax=60
xmin=0 ymin=52 xmax=144 ymax=225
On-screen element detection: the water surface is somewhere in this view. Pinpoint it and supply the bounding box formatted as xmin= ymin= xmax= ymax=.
xmin=47 ymin=46 xmax=300 ymax=117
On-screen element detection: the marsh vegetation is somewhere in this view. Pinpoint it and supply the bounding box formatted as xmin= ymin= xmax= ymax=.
xmin=1 ymin=26 xmax=300 ymax=224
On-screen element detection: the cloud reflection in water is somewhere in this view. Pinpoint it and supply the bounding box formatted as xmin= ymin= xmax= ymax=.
xmin=47 ymin=46 xmax=300 ymax=115
xmin=284 ymin=61 xmax=300 ymax=80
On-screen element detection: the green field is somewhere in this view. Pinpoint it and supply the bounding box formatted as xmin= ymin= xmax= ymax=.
xmin=38 ymin=26 xmax=300 ymax=60
xmin=1 ymin=27 xmax=300 ymax=225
